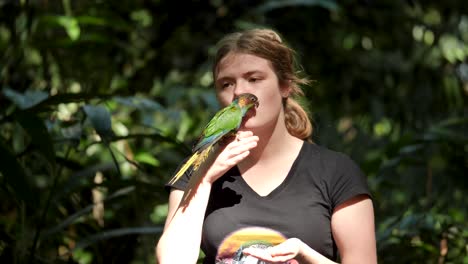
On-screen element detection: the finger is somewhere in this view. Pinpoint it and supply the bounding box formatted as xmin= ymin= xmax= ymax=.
xmin=267 ymin=244 xmax=292 ymax=256
xmin=224 ymin=143 xmax=256 ymax=162
xmin=216 ymin=141 xmax=256 ymax=166
xmin=236 ymin=130 xmax=253 ymax=139
xmin=226 ymin=136 xmax=258 ymax=151
xmin=235 ymin=136 xmax=259 ymax=146
xmin=243 ymin=248 xmax=294 ymax=263
xmin=226 ymin=150 xmax=250 ymax=165
xmin=227 ymin=140 xmax=258 ymax=155
xmin=242 ymin=248 xmax=271 ymax=259
xmin=268 ymin=255 xmax=295 ymax=262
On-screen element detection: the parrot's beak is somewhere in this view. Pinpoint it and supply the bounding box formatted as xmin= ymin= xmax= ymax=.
xmin=247 ymin=101 xmax=258 ymax=117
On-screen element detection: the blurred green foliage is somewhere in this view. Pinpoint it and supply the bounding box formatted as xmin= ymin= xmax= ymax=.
xmin=0 ymin=0 xmax=467 ymax=263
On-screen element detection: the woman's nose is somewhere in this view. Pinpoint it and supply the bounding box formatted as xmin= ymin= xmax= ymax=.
xmin=233 ymin=80 xmax=249 ymax=96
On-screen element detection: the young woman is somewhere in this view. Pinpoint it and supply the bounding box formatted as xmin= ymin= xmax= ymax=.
xmin=156 ymin=28 xmax=377 ymax=264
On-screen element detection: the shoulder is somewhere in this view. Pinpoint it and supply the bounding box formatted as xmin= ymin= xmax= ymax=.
xmin=301 ymin=142 xmax=357 ymax=170
xmin=300 ymin=142 xmax=370 ymax=203
xmin=306 ymin=144 xmax=371 ymax=208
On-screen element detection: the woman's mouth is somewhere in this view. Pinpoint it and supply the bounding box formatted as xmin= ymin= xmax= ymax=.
xmin=241 ymin=107 xmax=256 ymax=126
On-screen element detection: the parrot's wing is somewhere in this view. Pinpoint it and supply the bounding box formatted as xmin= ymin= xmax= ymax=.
xmin=192 ymin=105 xmax=242 ymax=152
xmin=167 ymin=105 xmax=241 ymax=185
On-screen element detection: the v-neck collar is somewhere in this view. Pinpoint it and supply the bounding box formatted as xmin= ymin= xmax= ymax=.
xmin=233 ymin=141 xmax=306 ymax=200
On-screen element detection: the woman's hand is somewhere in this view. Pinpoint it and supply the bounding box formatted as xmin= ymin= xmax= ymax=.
xmin=242 ymin=238 xmax=303 ymax=263
xmin=202 ymin=130 xmax=258 ymax=185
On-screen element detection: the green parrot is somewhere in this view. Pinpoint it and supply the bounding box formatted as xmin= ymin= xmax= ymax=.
xmin=168 ymin=93 xmax=259 ymax=209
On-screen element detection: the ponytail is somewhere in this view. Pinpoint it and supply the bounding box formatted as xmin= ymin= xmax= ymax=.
xmin=284 ymin=97 xmax=313 ymax=142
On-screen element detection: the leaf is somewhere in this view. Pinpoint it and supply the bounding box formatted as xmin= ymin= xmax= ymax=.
xmin=134 ymin=152 xmax=160 ymax=167
xmin=109 ymin=133 xmax=190 ymax=153
xmin=26 ymin=92 xmax=113 ymax=113
xmin=41 ymin=15 xmax=80 ymax=41
xmin=256 ymin=0 xmax=339 ymax=13
xmin=60 ymin=122 xmax=83 ymax=143
xmin=0 ymin=139 xmax=36 ymax=207
xmin=75 ymin=15 xmax=132 ymax=31
xmin=74 ymin=226 xmax=163 ymax=251
xmin=53 ymin=162 xmax=116 ymax=202
xmin=16 ymin=111 xmax=56 ymax=165
xmin=75 ymin=15 xmax=108 ymax=26
xmin=399 ymin=144 xmax=423 ymax=155
xmin=2 ymin=88 xmax=49 ymax=110
xmin=150 ymin=203 xmax=168 ymax=224
xmin=42 ymin=186 xmax=135 ymax=238
xmin=427 ymin=127 xmax=468 ymax=143
xmin=435 ymin=116 xmax=468 ymax=127
xmin=72 ymin=249 xmax=93 ymax=264
xmin=114 ymin=96 xmax=164 ymax=112
xmin=130 ymin=9 xmax=153 ymax=27
xmin=59 ymin=16 xmax=80 ymax=41
xmin=82 ymin=105 xmax=114 ymax=141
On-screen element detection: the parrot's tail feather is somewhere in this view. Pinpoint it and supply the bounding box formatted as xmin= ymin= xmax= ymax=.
xmin=192 ymin=144 xmax=214 ymax=169
xmin=179 ymin=144 xmax=219 ymax=209
xmin=167 ymin=144 xmax=221 ymax=224
xmin=168 ymin=152 xmax=200 ymax=185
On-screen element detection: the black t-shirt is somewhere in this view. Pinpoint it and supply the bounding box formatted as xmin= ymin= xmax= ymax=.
xmin=167 ymin=142 xmax=371 ymax=263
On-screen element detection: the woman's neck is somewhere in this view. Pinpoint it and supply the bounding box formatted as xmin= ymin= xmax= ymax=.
xmin=240 ymin=112 xmax=303 ymax=168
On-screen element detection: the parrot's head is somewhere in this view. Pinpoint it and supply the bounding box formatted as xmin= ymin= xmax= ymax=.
xmin=235 ymin=93 xmax=259 ymax=110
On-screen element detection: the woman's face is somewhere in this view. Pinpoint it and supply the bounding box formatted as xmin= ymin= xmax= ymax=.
xmin=214 ymin=52 xmax=289 ymax=130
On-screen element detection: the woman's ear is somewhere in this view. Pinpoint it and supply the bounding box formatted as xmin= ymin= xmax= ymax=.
xmin=280 ymin=81 xmax=292 ymax=98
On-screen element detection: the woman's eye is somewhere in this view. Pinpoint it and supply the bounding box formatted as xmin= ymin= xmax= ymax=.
xmin=222 ymin=82 xmax=232 ymax=89
xmin=249 ymin=78 xmax=258 ymax=83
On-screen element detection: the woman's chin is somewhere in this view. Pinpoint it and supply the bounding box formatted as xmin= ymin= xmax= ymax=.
xmin=239 ymin=122 xmax=257 ymax=132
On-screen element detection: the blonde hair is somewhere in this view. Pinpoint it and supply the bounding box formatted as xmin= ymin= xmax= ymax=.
xmin=213 ymin=28 xmax=313 ymax=140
